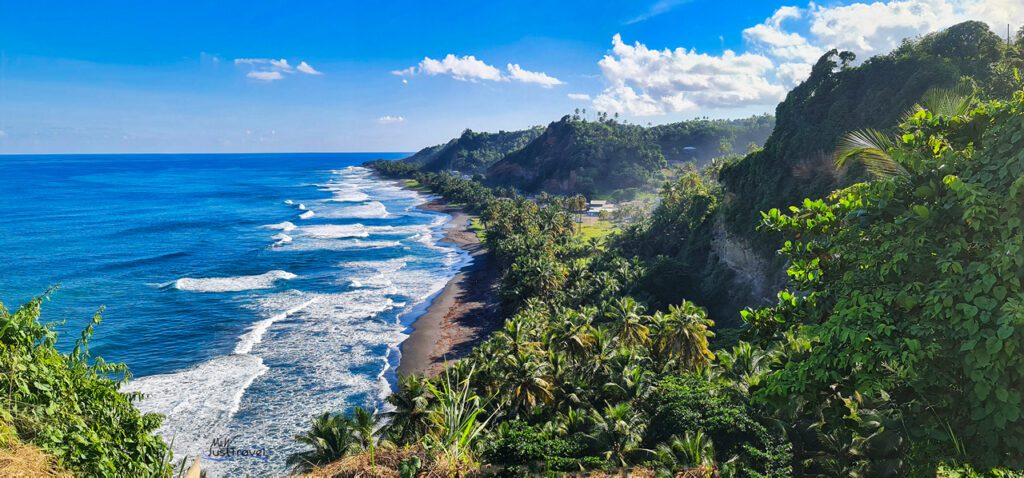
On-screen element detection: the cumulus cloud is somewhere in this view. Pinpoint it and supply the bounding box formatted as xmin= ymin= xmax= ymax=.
xmin=397 ymin=54 xmax=503 ymax=82
xmin=377 ymin=115 xmax=406 ymax=124
xmin=591 ymin=0 xmax=1024 ymax=116
xmin=567 ymin=93 xmax=592 ymax=101
xmin=394 ymin=55 xmax=563 ymax=87
xmin=593 ymin=34 xmax=786 ymax=115
xmin=296 ymin=61 xmax=322 ymax=75
xmin=506 ymin=63 xmax=565 ymax=87
xmin=235 ymin=57 xmax=322 ymax=81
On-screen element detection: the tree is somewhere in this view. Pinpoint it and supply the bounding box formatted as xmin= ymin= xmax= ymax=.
xmin=383 ymin=374 xmax=433 ymax=444
xmin=753 ymin=92 xmax=1024 ymax=472
xmin=288 ymin=413 xmax=361 ymax=472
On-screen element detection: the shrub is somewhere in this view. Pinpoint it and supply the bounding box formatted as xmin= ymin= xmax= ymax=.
xmin=0 ymin=293 xmax=170 ymax=477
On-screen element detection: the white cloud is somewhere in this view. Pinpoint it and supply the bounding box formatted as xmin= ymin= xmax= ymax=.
xmin=568 ymin=93 xmax=592 ymax=101
xmin=296 ymin=61 xmax=322 ymax=75
xmin=394 ymin=55 xmax=563 ymax=87
xmin=506 ymin=63 xmax=565 ymax=87
xmin=419 ymin=54 xmax=504 ymax=82
xmin=247 ymin=70 xmax=284 ymax=81
xmin=235 ymin=58 xmax=321 ymax=81
xmin=593 ymin=34 xmax=786 ymax=115
xmin=378 ymin=115 xmax=406 ymax=124
xmin=590 ymin=0 xmax=1024 ymax=116
xmin=0 ymin=129 xmax=6 ymax=139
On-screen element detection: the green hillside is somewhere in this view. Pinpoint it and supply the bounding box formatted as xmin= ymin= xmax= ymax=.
xmin=402 ymin=127 xmax=544 ymax=175
xmin=485 ymin=114 xmax=774 ymax=196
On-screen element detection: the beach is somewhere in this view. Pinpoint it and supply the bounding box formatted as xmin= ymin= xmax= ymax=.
xmin=396 ymin=200 xmax=502 ymax=377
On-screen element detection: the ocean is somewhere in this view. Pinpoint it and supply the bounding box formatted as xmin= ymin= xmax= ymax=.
xmin=0 ymin=153 xmax=466 ymax=476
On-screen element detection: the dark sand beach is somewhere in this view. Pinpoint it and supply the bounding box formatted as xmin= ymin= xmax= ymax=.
xmin=395 ymin=200 xmax=501 ymax=377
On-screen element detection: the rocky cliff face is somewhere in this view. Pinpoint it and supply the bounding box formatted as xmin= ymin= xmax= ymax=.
xmin=710 ymin=217 xmax=786 ymax=310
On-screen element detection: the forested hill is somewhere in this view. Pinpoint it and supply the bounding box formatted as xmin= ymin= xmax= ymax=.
xmin=401 ymin=127 xmax=545 ymax=175
xmin=403 ymin=115 xmax=773 ymax=197
xmin=649 ymin=114 xmax=774 ymax=165
xmin=485 ymin=115 xmax=665 ymax=196
xmin=613 ymin=20 xmax=1024 ymax=324
xmin=485 ymin=114 xmax=774 ymax=196
xmin=720 ymin=20 xmax=1016 ymax=239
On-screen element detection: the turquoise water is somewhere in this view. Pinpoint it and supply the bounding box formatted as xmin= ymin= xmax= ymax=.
xmin=0 ymin=153 xmax=465 ymax=476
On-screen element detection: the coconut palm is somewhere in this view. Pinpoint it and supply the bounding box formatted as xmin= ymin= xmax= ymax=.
xmin=287 ymin=412 xmax=361 ymax=472
xmin=716 ymin=341 xmax=776 ymax=393
xmin=587 ymin=403 xmax=647 ymax=466
xmin=651 ymin=301 xmax=715 ymax=371
xmin=607 ymin=297 xmax=650 ymax=347
xmin=383 ymin=374 xmax=433 ymax=444
xmin=503 ymin=351 xmax=554 ymax=413
xmin=654 ymin=431 xmax=717 ymax=474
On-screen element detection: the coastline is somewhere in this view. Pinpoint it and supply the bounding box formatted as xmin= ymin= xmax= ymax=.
xmin=396 ymin=199 xmax=501 ymax=377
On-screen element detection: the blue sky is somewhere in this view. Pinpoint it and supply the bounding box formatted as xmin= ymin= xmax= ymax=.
xmin=0 ymin=0 xmax=1020 ymax=153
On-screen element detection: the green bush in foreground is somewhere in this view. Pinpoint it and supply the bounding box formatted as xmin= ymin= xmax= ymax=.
xmin=750 ymin=87 xmax=1024 ymax=474
xmin=0 ymin=292 xmax=170 ymax=477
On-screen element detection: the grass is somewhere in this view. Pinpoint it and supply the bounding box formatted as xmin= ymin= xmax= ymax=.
xmin=469 ymin=217 xmax=487 ymax=243
xmin=579 ymin=220 xmax=617 ymax=242
xmin=402 ymin=179 xmax=431 ymax=192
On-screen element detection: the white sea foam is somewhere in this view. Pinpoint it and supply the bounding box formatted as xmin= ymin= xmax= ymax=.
xmin=271 ymin=233 xmax=292 ymax=247
xmin=301 ymin=224 xmax=370 ymax=239
xmin=173 ymin=270 xmax=297 ymax=292
xmin=262 ymin=221 xmax=296 ymax=232
xmin=284 ymin=199 xmax=294 ymax=205
xmin=235 ymin=296 xmax=319 ymax=354
xmin=122 ymin=354 xmax=269 ymax=461
xmin=297 ymin=203 xmax=307 ymax=211
xmin=299 ymin=210 xmax=315 ymax=219
xmin=316 ymin=201 xmax=389 ymax=219
xmin=325 ymin=191 xmax=370 ymax=202
xmin=279 ymin=239 xmax=404 ymax=252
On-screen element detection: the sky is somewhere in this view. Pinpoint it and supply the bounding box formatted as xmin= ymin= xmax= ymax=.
xmin=0 ymin=0 xmax=1022 ymax=154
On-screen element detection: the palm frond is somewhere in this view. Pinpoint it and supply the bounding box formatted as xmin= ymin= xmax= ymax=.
xmin=834 ymin=129 xmax=908 ymax=179
xmin=917 ymin=85 xmax=976 ymax=118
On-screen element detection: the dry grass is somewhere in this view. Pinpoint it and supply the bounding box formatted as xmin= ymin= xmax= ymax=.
xmin=0 ymin=442 xmax=71 ymax=478
xmin=300 ymin=445 xmax=479 ymax=478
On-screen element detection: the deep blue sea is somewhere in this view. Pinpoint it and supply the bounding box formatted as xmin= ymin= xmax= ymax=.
xmin=0 ymin=153 xmax=466 ymax=476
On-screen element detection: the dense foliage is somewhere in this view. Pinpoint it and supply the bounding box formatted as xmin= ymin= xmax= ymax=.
xmin=650 ymin=114 xmax=774 ymax=165
xmin=0 ymin=293 xmax=171 ymax=477
xmin=353 ymin=166 xmax=793 ymax=476
xmin=748 ymin=87 xmax=1024 ymax=475
xmin=486 ymin=114 xmax=668 ymax=196
xmin=403 ymin=127 xmax=545 ymax=175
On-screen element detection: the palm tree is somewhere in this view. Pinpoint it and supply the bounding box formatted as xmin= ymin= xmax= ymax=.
xmin=350 ymin=406 xmax=381 ymax=465
xmin=587 ymin=403 xmax=647 ymax=466
xmin=503 ymin=351 xmax=554 ymax=413
xmin=716 ymin=341 xmax=775 ymax=393
xmin=654 ymin=431 xmax=717 ymax=474
xmin=607 ymin=297 xmax=650 ymax=347
xmin=287 ymin=412 xmax=360 ymax=472
xmin=383 ymin=374 xmax=433 ymax=444
xmin=651 ymin=301 xmax=715 ymax=371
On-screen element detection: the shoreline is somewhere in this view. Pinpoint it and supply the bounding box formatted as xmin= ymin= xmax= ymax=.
xmin=396 ymin=199 xmax=501 ymax=377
